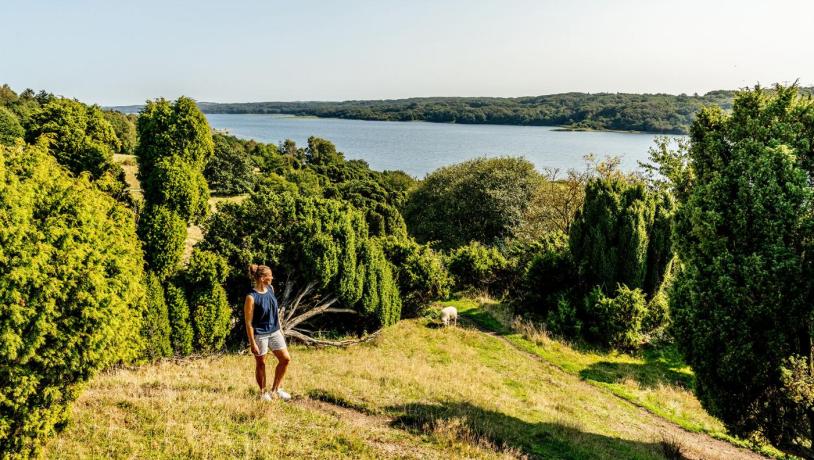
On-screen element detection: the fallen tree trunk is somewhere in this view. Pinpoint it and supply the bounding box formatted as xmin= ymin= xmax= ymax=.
xmin=277 ymin=280 xmax=380 ymax=347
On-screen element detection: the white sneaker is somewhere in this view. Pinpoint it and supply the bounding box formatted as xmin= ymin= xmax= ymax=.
xmin=260 ymin=392 xmax=273 ymax=402
xmin=275 ymin=388 xmax=291 ymax=401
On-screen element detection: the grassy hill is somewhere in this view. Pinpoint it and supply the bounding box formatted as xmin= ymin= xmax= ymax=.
xmin=43 ymin=300 xmax=773 ymax=459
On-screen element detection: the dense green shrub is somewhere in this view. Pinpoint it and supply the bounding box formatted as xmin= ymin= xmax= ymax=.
xmin=404 ymin=157 xmax=541 ymax=249
xmin=381 ymin=236 xmax=452 ymax=317
xmin=136 ymin=96 xmax=213 ymax=288
xmin=569 ymin=175 xmax=674 ymax=299
xmin=300 ymin=138 xmax=409 ymax=238
xmin=642 ymin=289 xmax=669 ymax=335
xmin=334 ymin=179 xmax=407 ymax=238
xmin=254 ymin=172 xmax=302 ymax=196
xmin=278 ymin=168 xmax=324 ymax=197
xmin=202 ymin=190 xmax=403 ymax=332
xmin=0 ymin=86 xmax=40 ymax=126
xmin=304 ymin=135 xmax=345 ymax=165
xmin=446 ymin=241 xmax=510 ymax=293
xmin=378 ymin=169 xmax=418 ymax=203
xmin=226 ymin=134 xmax=410 ymax=241
xmin=136 ymin=97 xmax=212 ymax=223
xmin=183 ymin=249 xmax=232 ymax=352
xmin=0 ymin=142 xmax=146 ymax=458
xmin=93 ymin=162 xmax=133 ymax=205
xmin=246 ymin=138 xmax=284 ymax=173
xmin=668 ymin=86 xmax=814 ymax=446
xmin=189 ymin=285 xmax=231 ymax=351
xmin=143 ymin=157 xmax=209 ymax=223
xmin=515 ymin=232 xmax=574 ymax=317
xmin=584 ymin=285 xmax=647 ymax=350
xmin=547 ymin=295 xmax=582 ymax=338
xmin=142 ymin=272 xmax=172 ymax=359
xmin=205 ymin=133 xmax=254 ymax=195
xmin=137 ymin=205 xmax=187 ymax=280
xmin=359 ymin=239 xmax=402 ymax=327
xmin=165 ymin=280 xmax=194 ymax=356
xmin=0 ymin=106 xmax=24 ymax=146
xmin=102 ymin=110 xmax=137 ymax=154
xmin=25 ymin=98 xmax=119 ymax=177
xmin=19 ymin=99 xmax=132 ymax=205
xmin=641 ymin=258 xmax=673 ymax=336
xmin=512 ymin=171 xmax=673 ymax=348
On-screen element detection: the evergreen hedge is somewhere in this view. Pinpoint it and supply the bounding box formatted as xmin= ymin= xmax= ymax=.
xmin=202 ymin=190 xmax=403 ymax=331
xmin=0 ymin=142 xmax=146 ymax=458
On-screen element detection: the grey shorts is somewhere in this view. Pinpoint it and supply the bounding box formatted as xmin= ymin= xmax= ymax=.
xmin=253 ymin=329 xmax=287 ymax=356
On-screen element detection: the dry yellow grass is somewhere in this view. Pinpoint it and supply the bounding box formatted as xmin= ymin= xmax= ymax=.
xmin=112 ymin=153 xmax=142 ymax=201
xmin=208 ymin=194 xmax=249 ymax=213
xmin=44 ymin=314 xmax=768 ymax=459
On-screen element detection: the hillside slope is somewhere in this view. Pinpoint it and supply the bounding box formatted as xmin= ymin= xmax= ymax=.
xmin=44 ymin=308 xmax=766 ymax=459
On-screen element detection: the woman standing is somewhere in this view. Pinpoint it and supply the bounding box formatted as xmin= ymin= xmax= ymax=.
xmin=244 ymin=264 xmax=291 ymax=401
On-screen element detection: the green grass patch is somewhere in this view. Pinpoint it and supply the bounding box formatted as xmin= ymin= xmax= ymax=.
xmin=451 ymin=297 xmax=791 ymax=459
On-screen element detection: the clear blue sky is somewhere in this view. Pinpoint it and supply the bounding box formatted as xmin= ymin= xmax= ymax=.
xmin=2 ymin=0 xmax=812 ymax=105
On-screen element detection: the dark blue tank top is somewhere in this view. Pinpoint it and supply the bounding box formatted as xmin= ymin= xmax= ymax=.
xmin=249 ymin=288 xmax=280 ymax=335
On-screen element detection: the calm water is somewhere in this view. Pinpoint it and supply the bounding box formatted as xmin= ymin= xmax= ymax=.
xmin=205 ymin=114 xmax=668 ymax=178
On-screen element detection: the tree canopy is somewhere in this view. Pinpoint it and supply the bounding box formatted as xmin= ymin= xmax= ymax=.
xmin=103 ymin=109 xmax=137 ymax=154
xmin=25 ymin=98 xmax=119 ymax=178
xmin=204 ymin=133 xmax=254 ymax=195
xmin=404 ymin=157 xmax=540 ymax=249
xmin=136 ymin=96 xmax=214 ymax=187
xmin=668 ymin=86 xmax=814 ymax=447
xmin=0 ymin=106 xmax=24 ymax=146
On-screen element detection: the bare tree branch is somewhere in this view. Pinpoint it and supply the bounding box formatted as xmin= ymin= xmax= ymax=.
xmin=285 ymin=298 xmax=338 ymax=331
xmin=275 ymin=280 xmax=380 ymax=348
xmin=286 ymin=328 xmax=382 ymax=347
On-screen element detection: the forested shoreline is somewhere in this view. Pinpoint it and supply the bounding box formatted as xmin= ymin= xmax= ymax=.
xmin=115 ymin=87 xmax=813 ymax=134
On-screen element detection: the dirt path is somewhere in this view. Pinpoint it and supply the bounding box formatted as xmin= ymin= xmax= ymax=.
xmin=475 ymin=326 xmax=768 ymax=460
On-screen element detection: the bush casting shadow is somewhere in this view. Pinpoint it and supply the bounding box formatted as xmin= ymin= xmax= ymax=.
xmin=579 ymin=347 xmax=694 ymax=390
xmin=387 ymin=401 xmax=680 ymax=459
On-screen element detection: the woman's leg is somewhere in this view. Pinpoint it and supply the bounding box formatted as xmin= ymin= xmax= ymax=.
xmin=270 ymin=348 xmax=290 ymax=392
xmin=254 ymin=354 xmax=267 ymax=392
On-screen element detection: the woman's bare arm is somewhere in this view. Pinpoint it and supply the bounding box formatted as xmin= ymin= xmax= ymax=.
xmin=244 ymin=295 xmax=259 ymax=354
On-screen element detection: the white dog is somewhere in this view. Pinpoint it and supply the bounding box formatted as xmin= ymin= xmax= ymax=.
xmin=440 ymin=306 xmax=458 ymax=327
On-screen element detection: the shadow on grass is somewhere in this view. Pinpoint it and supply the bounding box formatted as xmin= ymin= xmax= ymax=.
xmin=306 ymin=389 xmax=377 ymax=415
xmin=579 ymin=347 xmax=694 ymax=390
xmin=458 ymin=309 xmax=512 ymax=335
xmin=457 ymin=302 xmax=694 ymax=391
xmin=387 ymin=401 xmax=684 ymax=460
